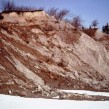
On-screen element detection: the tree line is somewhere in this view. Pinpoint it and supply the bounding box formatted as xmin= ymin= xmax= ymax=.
xmin=0 ymin=0 xmax=109 ymax=34
xmin=102 ymin=23 xmax=109 ymax=34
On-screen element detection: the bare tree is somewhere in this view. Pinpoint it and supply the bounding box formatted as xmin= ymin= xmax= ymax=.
xmin=0 ymin=0 xmax=37 ymax=12
xmin=71 ymin=16 xmax=82 ymax=28
xmin=56 ymin=9 xmax=69 ymax=20
xmin=91 ymin=20 xmax=99 ymax=28
xmin=1 ymin=0 xmax=16 ymax=11
xmin=47 ymin=8 xmax=58 ymax=17
xmin=102 ymin=23 xmax=109 ymax=34
xmin=47 ymin=8 xmax=69 ymax=20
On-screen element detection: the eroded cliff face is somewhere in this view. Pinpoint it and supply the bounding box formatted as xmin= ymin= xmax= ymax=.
xmin=0 ymin=11 xmax=109 ymax=98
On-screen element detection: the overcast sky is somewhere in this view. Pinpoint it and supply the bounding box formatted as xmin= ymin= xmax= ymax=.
xmin=1 ymin=0 xmax=109 ymax=28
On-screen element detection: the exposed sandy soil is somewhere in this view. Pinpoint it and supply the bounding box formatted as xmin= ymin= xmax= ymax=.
xmin=0 ymin=11 xmax=109 ymax=100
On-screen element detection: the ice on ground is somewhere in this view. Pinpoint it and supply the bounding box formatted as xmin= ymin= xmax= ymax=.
xmin=61 ymin=90 xmax=109 ymax=97
xmin=0 ymin=94 xmax=109 ymax=109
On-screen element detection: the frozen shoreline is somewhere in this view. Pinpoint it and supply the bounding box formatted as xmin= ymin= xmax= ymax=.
xmin=60 ymin=90 xmax=109 ymax=97
xmin=0 ymin=94 xmax=109 ymax=109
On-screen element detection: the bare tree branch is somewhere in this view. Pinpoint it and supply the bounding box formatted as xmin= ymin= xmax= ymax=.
xmin=56 ymin=9 xmax=69 ymax=20
xmin=47 ymin=8 xmax=69 ymax=20
xmin=71 ymin=16 xmax=82 ymax=28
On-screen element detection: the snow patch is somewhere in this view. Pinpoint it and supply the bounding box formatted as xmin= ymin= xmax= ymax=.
xmin=61 ymin=90 xmax=109 ymax=97
xmin=52 ymin=96 xmax=59 ymax=99
xmin=0 ymin=94 xmax=109 ymax=109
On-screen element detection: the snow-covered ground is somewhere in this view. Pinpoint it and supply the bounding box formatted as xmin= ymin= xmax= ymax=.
xmin=61 ymin=90 xmax=109 ymax=97
xmin=0 ymin=94 xmax=109 ymax=109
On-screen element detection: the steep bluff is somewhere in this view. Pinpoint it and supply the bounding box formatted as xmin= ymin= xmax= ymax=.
xmin=0 ymin=11 xmax=109 ymax=98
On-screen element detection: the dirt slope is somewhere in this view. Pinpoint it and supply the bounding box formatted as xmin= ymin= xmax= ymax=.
xmin=0 ymin=11 xmax=109 ymax=98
